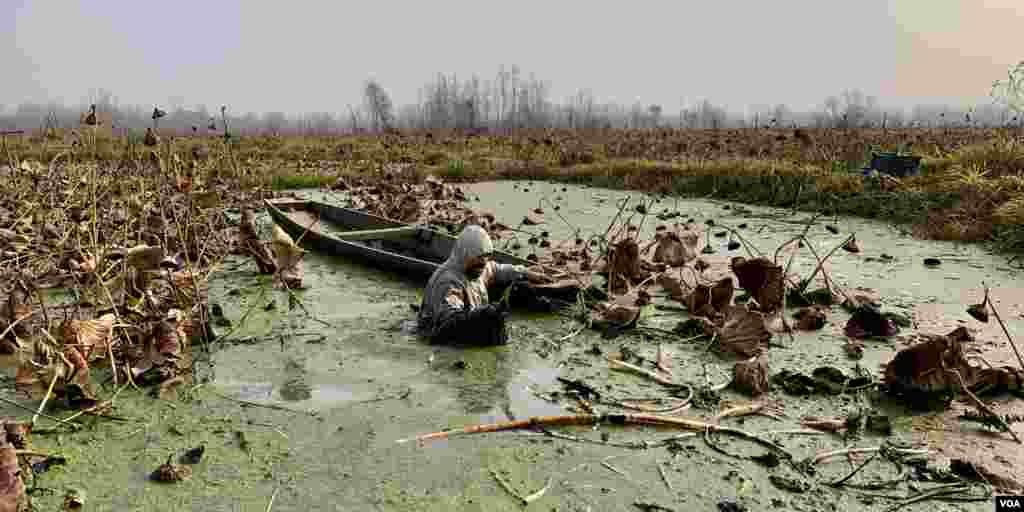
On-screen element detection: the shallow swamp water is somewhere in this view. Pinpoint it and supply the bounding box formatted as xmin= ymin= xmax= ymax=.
xmin=6 ymin=180 xmax=1024 ymax=511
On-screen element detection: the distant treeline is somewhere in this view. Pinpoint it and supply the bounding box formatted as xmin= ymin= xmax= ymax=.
xmin=1 ymin=65 xmax=1020 ymax=136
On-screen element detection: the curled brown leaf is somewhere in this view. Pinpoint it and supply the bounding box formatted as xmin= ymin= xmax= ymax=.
xmin=652 ymin=232 xmax=695 ymax=267
xmin=717 ymin=305 xmax=772 ymax=358
xmin=0 ymin=439 xmax=24 ymax=512
xmin=272 ymin=224 xmax=305 ymax=288
xmin=730 ymin=256 xmax=784 ymax=312
xmin=732 ymin=352 xmax=770 ymax=397
xmin=793 ymin=306 xmax=828 ymax=331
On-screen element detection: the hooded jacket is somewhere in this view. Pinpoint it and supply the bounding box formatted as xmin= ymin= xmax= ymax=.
xmin=417 ymin=225 xmax=525 ymax=340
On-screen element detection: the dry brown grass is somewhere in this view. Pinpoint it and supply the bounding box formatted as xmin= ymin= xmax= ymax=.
xmin=3 ymin=126 xmax=1023 ymax=251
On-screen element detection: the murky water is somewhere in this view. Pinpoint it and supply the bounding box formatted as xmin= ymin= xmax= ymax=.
xmin=12 ymin=181 xmax=1024 ymax=511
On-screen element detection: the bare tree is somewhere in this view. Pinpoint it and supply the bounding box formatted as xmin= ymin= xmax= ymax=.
xmin=347 ymin=105 xmax=362 ymax=133
xmin=167 ymin=95 xmax=185 ymax=114
xmin=495 ymin=66 xmax=508 ymax=128
xmin=771 ymin=104 xmax=790 ymax=127
xmin=823 ymin=96 xmax=841 ymax=127
xmin=696 ymin=100 xmax=726 ymax=129
xmin=496 ymin=65 xmax=520 ymax=132
xmin=241 ymin=112 xmax=260 ymax=135
xmin=305 ymin=112 xmax=335 ymax=135
xmin=648 ymin=104 xmax=662 ymax=128
xmin=363 ymin=79 xmax=394 ymax=132
xmin=629 ymin=102 xmax=645 ymax=129
xmin=87 ymin=88 xmax=117 ymax=114
xmin=421 ymin=73 xmax=452 ymax=130
xmin=839 ymin=89 xmax=872 ymax=127
xmin=263 ymin=111 xmax=287 ymax=136
xmin=9 ymin=64 xmax=1024 ymax=137
xmin=810 ymin=111 xmax=829 ymax=128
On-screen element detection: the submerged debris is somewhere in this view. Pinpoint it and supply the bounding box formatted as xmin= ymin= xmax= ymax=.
xmin=881 ymin=327 xmax=975 ymax=399
xmin=844 ymin=339 xmax=865 ymax=359
xmin=967 ymin=290 xmax=990 ymax=323
xmin=729 ymin=257 xmax=784 ymax=313
xmin=800 ymin=415 xmax=851 ymax=433
xmin=151 ymin=455 xmax=192 ymax=483
xmin=841 ymin=235 xmax=860 ymax=253
xmin=590 ymin=300 xmax=641 ymax=339
xmin=674 ymin=317 xmax=716 ymax=338
xmin=950 ymin=458 xmax=1024 ymax=493
xmin=731 ymin=353 xmax=770 ymax=397
xmin=63 ymin=488 xmax=86 ymax=510
xmin=793 ymin=306 xmax=827 ymax=330
xmin=0 ymin=439 xmax=25 ymax=510
xmin=865 ymin=414 xmax=892 ymax=436
xmin=844 ymin=303 xmax=899 ymax=338
xmin=606 ymin=238 xmax=644 ymax=293
xmin=966 ymin=301 xmax=989 ymax=323
xmin=31 ymin=456 xmax=67 ymax=475
xmin=657 ymin=273 xmax=687 ymax=302
xmin=685 ymin=278 xmax=734 ymax=319
xmin=717 ymin=306 xmax=771 ymax=358
xmin=180 ymin=445 xmax=206 ymax=465
xmin=716 ymin=499 xmax=748 ymax=512
xmin=652 ymin=230 xmax=698 ymax=267
xmin=771 ymin=366 xmax=872 ymax=396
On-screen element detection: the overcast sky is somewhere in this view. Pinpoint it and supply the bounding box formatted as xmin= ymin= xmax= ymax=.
xmin=3 ymin=0 xmax=1021 ymax=116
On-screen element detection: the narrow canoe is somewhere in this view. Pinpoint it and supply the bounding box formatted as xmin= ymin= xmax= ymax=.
xmin=263 ymin=197 xmax=537 ymax=282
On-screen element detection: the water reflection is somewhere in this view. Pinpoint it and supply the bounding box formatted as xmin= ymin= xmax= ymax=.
xmin=428 ymin=338 xmax=565 ymax=421
xmin=279 ymin=357 xmax=313 ymax=402
xmin=447 ymin=347 xmax=516 ymax=417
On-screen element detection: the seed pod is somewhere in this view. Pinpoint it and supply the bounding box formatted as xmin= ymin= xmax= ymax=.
xmin=841 ymin=235 xmax=860 ymax=253
xmin=967 ymin=301 xmax=989 ymax=323
xmin=732 ymin=353 xmax=769 ymax=397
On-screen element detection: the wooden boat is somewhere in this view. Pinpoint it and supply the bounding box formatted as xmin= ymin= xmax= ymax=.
xmin=263 ymin=198 xmax=597 ymax=308
xmin=264 ymin=197 xmax=542 ymax=283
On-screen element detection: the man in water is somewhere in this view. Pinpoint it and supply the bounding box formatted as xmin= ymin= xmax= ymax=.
xmin=418 ymin=225 xmax=552 ymax=346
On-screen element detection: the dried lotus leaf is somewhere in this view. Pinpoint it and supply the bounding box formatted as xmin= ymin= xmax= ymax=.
xmin=658 ymin=273 xmax=687 ymax=301
xmin=0 ymin=439 xmax=25 ymax=512
xmin=592 ymin=302 xmax=641 ymax=326
xmin=126 ymin=244 xmax=166 ymax=270
xmin=61 ymin=313 xmax=115 ymax=362
xmin=652 ymin=233 xmax=694 ymax=267
xmin=718 ymin=306 xmax=771 ymax=358
xmin=793 ymin=306 xmax=827 ymax=331
xmin=732 ymin=353 xmax=770 ymax=397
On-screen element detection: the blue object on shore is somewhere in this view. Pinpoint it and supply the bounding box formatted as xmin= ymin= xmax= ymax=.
xmin=867 ymin=152 xmax=922 ymax=177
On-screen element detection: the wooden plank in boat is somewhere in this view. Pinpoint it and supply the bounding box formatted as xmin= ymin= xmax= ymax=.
xmin=336 ymin=226 xmax=420 ymax=241
xmin=279 ymin=209 xmax=320 ymax=230
xmin=266 ymin=198 xmax=310 ymax=209
xmin=275 ymin=205 xmax=419 ymax=242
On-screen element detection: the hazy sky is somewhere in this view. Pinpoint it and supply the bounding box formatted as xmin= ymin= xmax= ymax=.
xmin=3 ymin=0 xmax=1021 ymax=116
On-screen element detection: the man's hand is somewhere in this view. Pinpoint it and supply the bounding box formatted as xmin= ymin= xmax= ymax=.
xmin=525 ymin=269 xmax=554 ymax=285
